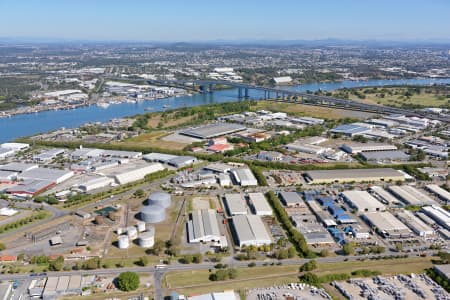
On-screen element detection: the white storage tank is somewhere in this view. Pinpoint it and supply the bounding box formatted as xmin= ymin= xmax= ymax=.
xmin=136 ymin=221 xmax=146 ymax=232
xmin=126 ymin=226 xmax=138 ymax=240
xmin=117 ymin=227 xmax=124 ymax=235
xmin=147 ymin=192 xmax=171 ymax=208
xmin=138 ymin=227 xmax=155 ymax=248
xmin=139 ymin=204 xmax=166 ymax=223
xmin=118 ymin=235 xmax=129 ymax=249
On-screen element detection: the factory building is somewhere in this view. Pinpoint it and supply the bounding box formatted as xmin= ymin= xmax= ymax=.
xmin=369 ymin=186 xmax=400 ymax=205
xmin=341 ymin=191 xmax=385 ymax=214
xmin=388 ymin=185 xmax=436 ymax=206
xmin=42 ymin=275 xmax=83 ymax=300
xmin=0 ymin=147 xmax=15 ymax=160
xmin=18 ymin=168 xmax=74 ymax=184
xmin=188 ymin=209 xmax=222 ymax=243
xmin=257 ymin=151 xmax=283 ymax=161
xmin=223 ymin=194 xmax=247 ymax=216
xmin=359 ymin=150 xmax=409 ymax=163
xmin=285 ymin=142 xmax=330 ymax=155
xmin=341 ymin=143 xmax=398 ymax=154
xmin=231 ymin=215 xmax=272 ymax=247
xmin=6 ymin=180 xmax=55 ymax=197
xmin=180 ymin=123 xmax=246 ymax=139
xmin=33 ymin=149 xmax=65 ymax=162
xmin=218 ymin=174 xmax=232 ymax=187
xmin=272 ymin=76 xmax=292 ymax=84
xmin=230 ymin=168 xmax=258 ymax=186
xmin=305 ymin=168 xmax=405 ymax=184
xmin=278 ymin=191 xmax=304 ymax=207
xmin=291 ymin=117 xmax=325 ymax=125
xmin=330 ymin=124 xmax=371 ymax=137
xmin=78 ymin=177 xmax=114 ymax=192
xmin=113 ymin=163 xmax=164 ymax=184
xmin=0 ymin=170 xmax=16 ymax=183
xmin=247 ymin=193 xmax=272 ymax=216
xmin=143 ymin=152 xmax=197 ymax=168
xmin=0 ymin=142 xmax=29 ymax=152
xmin=422 ymin=206 xmax=450 ymax=230
xmin=363 ymin=212 xmax=413 ymax=238
xmin=203 ymin=163 xmax=232 ymax=174
xmin=396 ymin=210 xmax=434 ymax=238
xmin=70 ymin=148 xmax=104 ymax=159
xmin=0 ymin=162 xmax=38 ymax=173
xmin=425 ymin=184 xmax=450 ymax=203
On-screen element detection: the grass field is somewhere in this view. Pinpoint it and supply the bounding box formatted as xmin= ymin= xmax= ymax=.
xmin=116 ymin=131 xmax=188 ymax=151
xmin=334 ymin=86 xmax=449 ymax=108
xmin=164 ymin=257 xmax=434 ymax=296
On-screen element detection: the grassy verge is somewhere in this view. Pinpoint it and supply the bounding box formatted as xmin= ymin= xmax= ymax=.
xmin=0 ymin=210 xmax=51 ymax=235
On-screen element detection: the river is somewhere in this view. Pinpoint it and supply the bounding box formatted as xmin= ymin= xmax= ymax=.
xmin=0 ymin=77 xmax=449 ymax=143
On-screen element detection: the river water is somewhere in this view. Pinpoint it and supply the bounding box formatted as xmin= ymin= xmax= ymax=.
xmin=0 ymin=78 xmax=449 ymax=143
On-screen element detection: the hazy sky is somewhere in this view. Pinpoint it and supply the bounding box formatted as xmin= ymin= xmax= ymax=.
xmin=0 ymin=0 xmax=449 ymax=41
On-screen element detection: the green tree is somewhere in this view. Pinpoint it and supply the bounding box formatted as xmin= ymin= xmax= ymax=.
xmin=133 ymin=189 xmax=145 ymax=197
xmin=117 ymin=272 xmax=140 ymax=291
xmin=300 ymin=260 xmax=317 ymax=272
xmin=0 ymin=243 xmax=6 ymax=251
xmin=342 ymin=242 xmax=355 ymax=256
xmin=137 ymin=256 xmax=148 ymax=266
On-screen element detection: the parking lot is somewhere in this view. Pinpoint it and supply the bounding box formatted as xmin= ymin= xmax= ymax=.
xmin=333 ymin=273 xmax=449 ymax=300
xmin=246 ymin=283 xmax=332 ymax=300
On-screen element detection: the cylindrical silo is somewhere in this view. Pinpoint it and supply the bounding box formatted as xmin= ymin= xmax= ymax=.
xmin=136 ymin=221 xmax=146 ymax=232
xmin=117 ymin=227 xmax=124 ymax=235
xmin=147 ymin=192 xmax=171 ymax=208
xmin=118 ymin=235 xmax=129 ymax=249
xmin=126 ymin=226 xmax=138 ymax=240
xmin=138 ymin=229 xmax=155 ymax=248
xmin=139 ymin=204 xmax=166 ymax=223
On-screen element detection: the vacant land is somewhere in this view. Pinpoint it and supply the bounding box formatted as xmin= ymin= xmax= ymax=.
xmin=333 ymin=86 xmax=450 ymax=108
xmin=117 ymin=131 xmax=188 ymax=150
xmin=253 ymin=101 xmax=375 ymax=119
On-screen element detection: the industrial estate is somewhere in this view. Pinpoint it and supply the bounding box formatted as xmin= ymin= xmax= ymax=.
xmin=0 ymin=4 xmax=449 ymax=300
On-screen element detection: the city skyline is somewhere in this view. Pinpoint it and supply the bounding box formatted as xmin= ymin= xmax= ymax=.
xmin=0 ymin=0 xmax=449 ymax=42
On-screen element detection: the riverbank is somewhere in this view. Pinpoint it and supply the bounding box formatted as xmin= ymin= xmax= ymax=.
xmin=1 ymin=77 xmax=449 ymax=143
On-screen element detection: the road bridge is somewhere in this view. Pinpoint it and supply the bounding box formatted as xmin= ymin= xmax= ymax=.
xmin=146 ymin=79 xmax=450 ymax=122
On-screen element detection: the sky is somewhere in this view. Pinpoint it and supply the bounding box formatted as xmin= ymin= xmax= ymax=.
xmin=0 ymin=0 xmax=449 ymax=42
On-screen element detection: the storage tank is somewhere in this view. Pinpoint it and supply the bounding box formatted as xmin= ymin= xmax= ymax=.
xmin=126 ymin=226 xmax=138 ymax=240
xmin=117 ymin=227 xmax=124 ymax=235
xmin=139 ymin=204 xmax=166 ymax=223
xmin=147 ymin=192 xmax=171 ymax=208
xmin=136 ymin=221 xmax=146 ymax=232
xmin=118 ymin=235 xmax=129 ymax=249
xmin=138 ymin=227 xmax=155 ymax=248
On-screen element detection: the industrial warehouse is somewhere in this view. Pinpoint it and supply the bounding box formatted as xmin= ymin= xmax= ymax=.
xmin=224 ymin=193 xmax=247 ymax=216
xmin=180 ymin=122 xmax=246 ymax=139
xmin=341 ymin=190 xmax=385 ymax=214
xmin=187 ymin=209 xmax=226 ymax=246
xmin=388 ymin=185 xmax=437 ymax=206
xmin=231 ymin=214 xmax=272 ymax=247
xmin=247 ymin=193 xmax=272 ymax=216
xmin=363 ymin=211 xmax=413 ymax=239
xmin=304 ymin=168 xmax=405 ymax=184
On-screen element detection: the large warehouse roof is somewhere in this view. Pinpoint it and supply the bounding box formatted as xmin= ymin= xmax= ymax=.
xmin=305 ymin=168 xmax=405 ymax=184
xmin=341 ymin=143 xmax=397 ymax=154
xmin=422 ymin=206 xmax=450 ymax=230
xmin=231 ymin=168 xmax=258 ymax=186
xmin=279 ymin=191 xmax=304 ymax=206
xmin=247 ymin=193 xmax=272 ymax=215
xmin=341 ymin=190 xmax=385 ymax=214
xmin=369 ymin=186 xmax=400 ymax=205
xmin=113 ymin=163 xmax=164 ymax=185
xmin=388 ymin=185 xmax=436 ymax=206
xmin=360 ymin=150 xmax=409 ymax=162
xmin=188 ymin=209 xmax=221 ymax=243
xmin=0 ymin=162 xmax=38 ymax=173
xmin=232 ymin=215 xmax=272 ymax=247
xmin=18 ymin=168 xmax=74 ymax=184
xmin=425 ymin=184 xmax=450 ymax=202
xmin=363 ymin=212 xmax=412 ymax=238
xmin=180 ymin=123 xmax=246 ymax=139
xmin=224 ymin=194 xmax=247 ymax=215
